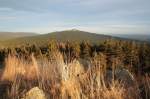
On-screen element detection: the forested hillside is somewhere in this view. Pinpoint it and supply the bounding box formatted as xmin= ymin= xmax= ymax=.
xmin=0 ymin=30 xmax=120 ymax=48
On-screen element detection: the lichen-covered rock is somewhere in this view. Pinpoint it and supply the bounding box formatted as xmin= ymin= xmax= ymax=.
xmin=105 ymin=68 xmax=135 ymax=87
xmin=115 ymin=68 xmax=135 ymax=87
xmin=23 ymin=87 xmax=46 ymax=99
xmin=61 ymin=60 xmax=85 ymax=81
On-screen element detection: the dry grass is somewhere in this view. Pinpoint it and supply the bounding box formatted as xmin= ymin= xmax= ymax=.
xmin=1 ymin=55 xmax=39 ymax=81
xmin=0 ymin=53 xmax=149 ymax=99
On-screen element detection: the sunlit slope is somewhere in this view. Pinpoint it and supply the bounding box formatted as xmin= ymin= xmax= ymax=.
xmin=0 ymin=32 xmax=37 ymax=41
xmin=0 ymin=30 xmax=124 ymax=47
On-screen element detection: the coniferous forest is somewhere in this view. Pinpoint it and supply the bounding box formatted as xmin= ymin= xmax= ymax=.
xmin=0 ymin=39 xmax=150 ymax=74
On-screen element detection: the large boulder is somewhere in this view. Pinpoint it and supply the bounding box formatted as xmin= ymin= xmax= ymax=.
xmin=105 ymin=68 xmax=135 ymax=87
xmin=61 ymin=60 xmax=85 ymax=81
xmin=115 ymin=68 xmax=135 ymax=86
xmin=22 ymin=87 xmax=46 ymax=99
xmin=78 ymin=58 xmax=91 ymax=71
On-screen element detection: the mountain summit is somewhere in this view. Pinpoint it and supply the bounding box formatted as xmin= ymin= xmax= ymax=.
xmin=0 ymin=30 xmax=114 ymax=47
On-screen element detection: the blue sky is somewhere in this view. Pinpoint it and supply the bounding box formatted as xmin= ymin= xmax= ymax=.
xmin=0 ymin=0 xmax=150 ymax=34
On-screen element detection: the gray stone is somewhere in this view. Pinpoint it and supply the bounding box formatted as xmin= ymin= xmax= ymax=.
xmin=115 ymin=68 xmax=135 ymax=87
xmin=78 ymin=58 xmax=91 ymax=71
xmin=105 ymin=68 xmax=135 ymax=87
xmin=22 ymin=87 xmax=46 ymax=99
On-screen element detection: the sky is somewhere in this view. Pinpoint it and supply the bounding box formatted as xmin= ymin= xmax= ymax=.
xmin=0 ymin=0 xmax=150 ymax=34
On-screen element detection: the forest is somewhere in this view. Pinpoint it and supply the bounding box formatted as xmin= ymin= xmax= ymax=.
xmin=0 ymin=39 xmax=150 ymax=74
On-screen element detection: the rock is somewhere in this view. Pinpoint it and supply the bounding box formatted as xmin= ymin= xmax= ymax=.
xmin=115 ymin=68 xmax=135 ymax=87
xmin=68 ymin=60 xmax=85 ymax=78
xmin=105 ymin=70 xmax=113 ymax=86
xmin=61 ymin=60 xmax=85 ymax=81
xmin=105 ymin=68 xmax=135 ymax=87
xmin=23 ymin=87 xmax=46 ymax=99
xmin=78 ymin=58 xmax=91 ymax=71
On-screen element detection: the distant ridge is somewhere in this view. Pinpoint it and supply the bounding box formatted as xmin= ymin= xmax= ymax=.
xmin=0 ymin=30 xmax=148 ymax=48
xmin=0 ymin=32 xmax=38 ymax=41
xmin=0 ymin=30 xmax=116 ymax=47
xmin=113 ymin=34 xmax=150 ymax=43
xmin=42 ymin=29 xmax=113 ymax=42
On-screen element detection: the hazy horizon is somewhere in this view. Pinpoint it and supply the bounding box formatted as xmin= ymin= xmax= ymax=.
xmin=0 ymin=0 xmax=150 ymax=34
xmin=0 ymin=29 xmax=150 ymax=36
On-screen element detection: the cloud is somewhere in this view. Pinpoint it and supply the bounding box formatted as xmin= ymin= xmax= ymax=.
xmin=8 ymin=23 xmax=149 ymax=35
xmin=0 ymin=0 xmax=149 ymax=13
xmin=0 ymin=7 xmax=13 ymax=11
xmin=0 ymin=0 xmax=150 ymax=34
xmin=0 ymin=16 xmax=16 ymax=20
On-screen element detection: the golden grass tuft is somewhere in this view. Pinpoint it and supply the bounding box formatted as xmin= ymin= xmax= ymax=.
xmin=1 ymin=55 xmax=39 ymax=81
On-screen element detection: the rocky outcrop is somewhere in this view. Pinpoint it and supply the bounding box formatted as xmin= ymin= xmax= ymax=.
xmin=61 ymin=60 xmax=85 ymax=81
xmin=22 ymin=87 xmax=46 ymax=99
xmin=105 ymin=68 xmax=135 ymax=87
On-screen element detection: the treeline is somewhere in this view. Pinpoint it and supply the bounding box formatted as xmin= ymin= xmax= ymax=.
xmin=0 ymin=39 xmax=150 ymax=75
